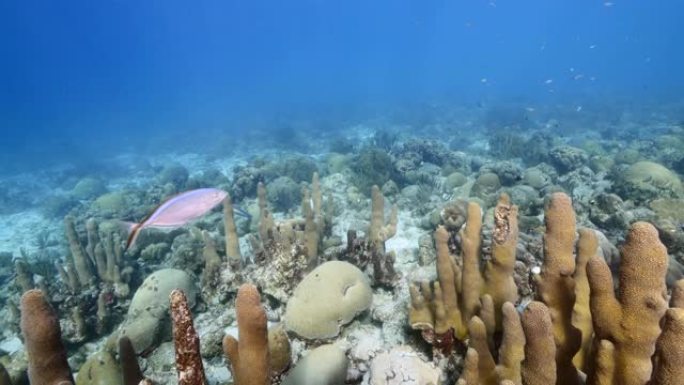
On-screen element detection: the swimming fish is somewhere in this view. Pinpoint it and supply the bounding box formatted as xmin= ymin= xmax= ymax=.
xmin=124 ymin=188 xmax=249 ymax=251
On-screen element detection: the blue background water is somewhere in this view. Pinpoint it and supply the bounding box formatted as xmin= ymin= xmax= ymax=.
xmin=1 ymin=1 xmax=682 ymax=173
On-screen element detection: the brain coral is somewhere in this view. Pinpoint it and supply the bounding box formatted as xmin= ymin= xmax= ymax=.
xmin=548 ymin=145 xmax=589 ymax=173
xmin=281 ymin=344 xmax=349 ymax=385
xmin=470 ymin=172 xmax=501 ymax=200
xmin=613 ymin=161 xmax=683 ymax=202
xmin=284 ymin=261 xmax=372 ymax=339
xmin=75 ymin=351 xmax=122 ymax=385
xmin=120 ymin=268 xmax=198 ymax=353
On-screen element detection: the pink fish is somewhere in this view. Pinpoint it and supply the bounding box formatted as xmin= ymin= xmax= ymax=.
xmin=124 ymin=188 xmax=228 ymax=251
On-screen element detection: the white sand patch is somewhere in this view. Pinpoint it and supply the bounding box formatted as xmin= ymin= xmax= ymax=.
xmin=0 ymin=336 xmax=22 ymax=355
xmin=385 ymin=209 xmax=424 ymax=271
xmin=0 ymin=209 xmax=61 ymax=257
xmin=150 ymin=152 xmax=220 ymax=178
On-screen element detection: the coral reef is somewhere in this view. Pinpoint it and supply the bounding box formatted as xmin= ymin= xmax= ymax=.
xmin=351 ymin=147 xmax=397 ymax=193
xmin=5 ymin=113 xmax=684 ymax=385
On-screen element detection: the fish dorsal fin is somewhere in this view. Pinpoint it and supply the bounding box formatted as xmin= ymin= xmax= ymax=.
xmin=137 ymin=201 xmax=164 ymax=226
xmin=137 ymin=190 xmax=188 ymax=226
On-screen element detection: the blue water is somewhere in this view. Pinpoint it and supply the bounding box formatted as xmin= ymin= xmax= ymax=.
xmin=1 ymin=1 xmax=682 ymax=173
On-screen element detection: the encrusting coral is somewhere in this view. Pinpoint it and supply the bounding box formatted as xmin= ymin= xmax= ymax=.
xmin=170 ymin=289 xmax=206 ymax=385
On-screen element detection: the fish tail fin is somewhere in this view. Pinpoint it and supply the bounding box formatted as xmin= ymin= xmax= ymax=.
xmin=124 ymin=222 xmax=142 ymax=252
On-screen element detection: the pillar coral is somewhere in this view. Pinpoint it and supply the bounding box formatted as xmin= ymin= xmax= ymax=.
xmin=536 ymin=192 xmax=582 ymax=385
xmin=650 ymin=307 xmax=684 ymax=385
xmin=483 ymin=194 xmax=520 ymax=330
xmin=458 ymin=301 xmax=551 ymax=385
xmin=409 ymin=194 xmax=519 ymax=353
xmin=223 ymin=284 xmax=269 ymax=385
xmin=649 ymin=279 xmax=684 ymax=384
xmin=521 ymin=301 xmax=557 ymax=385
xmin=571 ymin=228 xmax=598 ymax=372
xmin=20 ymin=289 xmax=74 ymax=385
xmin=223 ymin=193 xmax=242 ymax=268
xmin=586 ymin=222 xmax=669 ymax=385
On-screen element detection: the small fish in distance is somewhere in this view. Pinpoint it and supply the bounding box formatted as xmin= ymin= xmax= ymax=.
xmin=123 ymin=188 xmax=250 ymax=251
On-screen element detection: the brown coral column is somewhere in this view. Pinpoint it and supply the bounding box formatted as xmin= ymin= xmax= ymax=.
xmin=434 ymin=225 xmax=467 ymax=339
xmin=571 ymin=228 xmax=598 ymax=372
xmin=467 ymin=316 xmax=498 ymax=385
xmin=521 ymin=301 xmax=556 ymax=385
xmin=484 ymin=194 xmax=520 ymax=331
xmin=223 ymin=194 xmax=242 ymax=268
xmin=223 ymin=284 xmax=269 ymax=385
xmin=496 ymin=302 xmax=525 ymax=385
xmin=170 ymin=289 xmax=206 ymax=385
xmin=0 ymin=363 xmax=11 ymax=385
xmin=64 ymin=215 xmax=95 ymax=286
xmin=460 ymin=201 xmax=484 ymax=325
xmin=119 ymin=336 xmax=145 ymax=385
xmin=587 ymin=221 xmax=669 ymax=385
xmin=20 ymin=289 xmax=74 ymax=385
xmin=650 ymin=308 xmax=684 ymax=385
xmin=457 ymin=348 xmax=480 ymax=385
xmin=536 ymin=192 xmax=581 ymax=385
